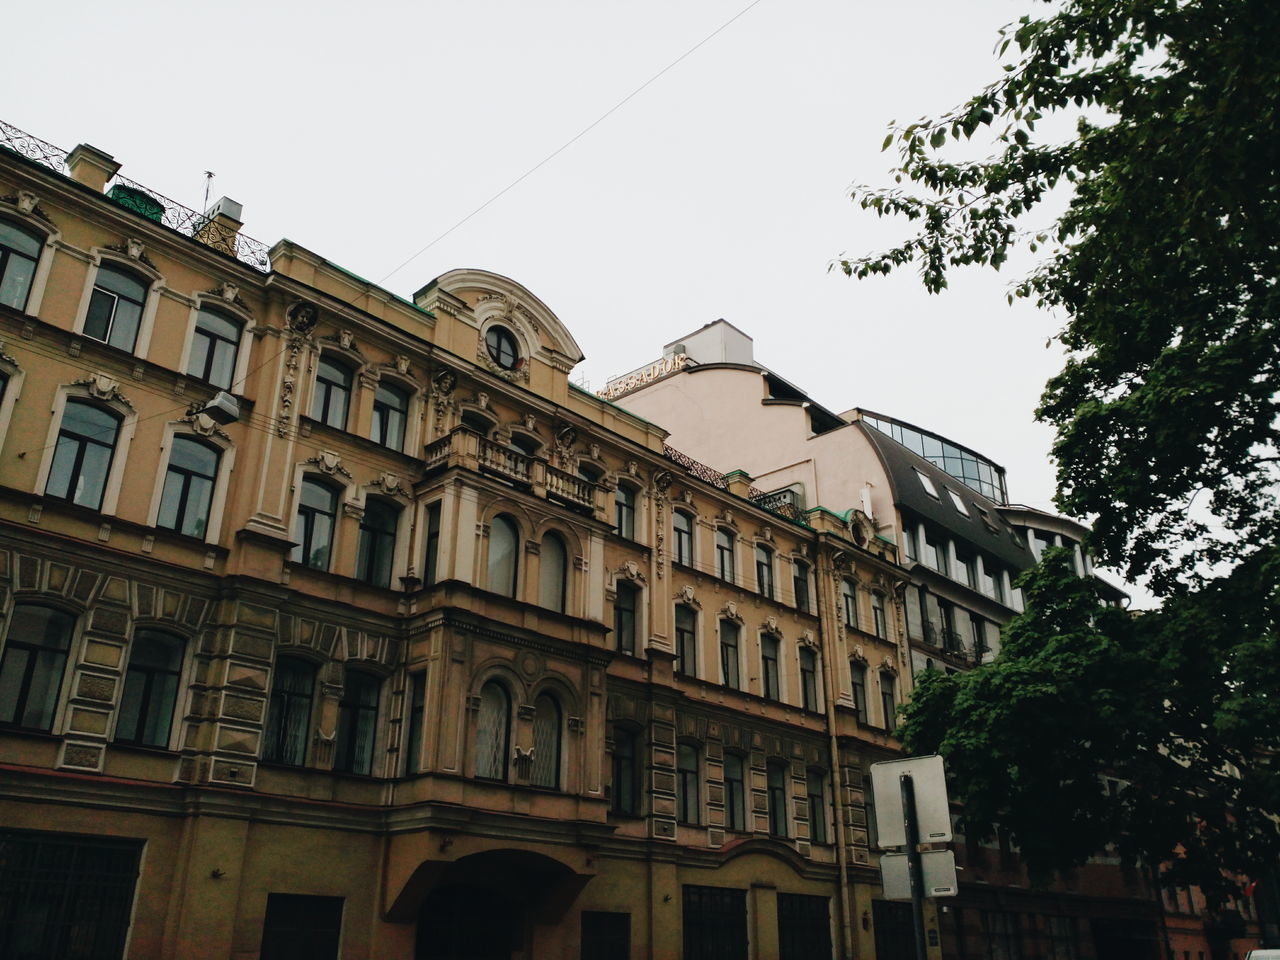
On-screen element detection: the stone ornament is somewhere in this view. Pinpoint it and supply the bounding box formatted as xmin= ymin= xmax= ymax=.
xmin=305 ymin=450 xmax=351 ymax=479
xmin=74 ymin=373 xmax=133 ymax=408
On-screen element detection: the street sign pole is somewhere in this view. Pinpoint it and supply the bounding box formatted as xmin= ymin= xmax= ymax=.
xmin=900 ymin=774 xmax=929 ymax=960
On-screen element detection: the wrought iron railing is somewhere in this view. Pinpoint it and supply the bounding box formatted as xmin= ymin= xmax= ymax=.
xmin=661 ymin=443 xmax=810 ymax=526
xmin=750 ymin=487 xmax=805 ymax=523
xmin=0 ymin=119 xmax=271 ymax=272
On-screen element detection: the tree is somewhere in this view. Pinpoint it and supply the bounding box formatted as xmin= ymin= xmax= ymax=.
xmin=847 ymin=0 xmax=1280 ymax=899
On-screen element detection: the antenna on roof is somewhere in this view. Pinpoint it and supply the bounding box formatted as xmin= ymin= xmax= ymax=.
xmin=202 ymin=171 xmax=215 ymax=212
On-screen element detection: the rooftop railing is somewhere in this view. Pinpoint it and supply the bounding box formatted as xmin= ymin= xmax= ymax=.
xmin=0 ymin=119 xmax=271 ymax=272
xmin=662 ymin=443 xmax=808 ymax=526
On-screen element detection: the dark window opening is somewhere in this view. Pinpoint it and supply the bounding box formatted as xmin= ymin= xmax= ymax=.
xmin=260 ymin=893 xmax=344 ymax=960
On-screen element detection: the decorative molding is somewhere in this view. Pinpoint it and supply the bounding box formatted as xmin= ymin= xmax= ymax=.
xmin=720 ymin=601 xmax=744 ymax=625
xmin=206 ymin=281 xmax=248 ymax=310
xmin=615 ymin=560 xmax=646 ymax=585
xmin=179 ymin=411 xmax=230 ymax=441
xmin=286 ymin=299 xmax=319 ymax=335
xmin=103 ymin=239 xmax=156 ymax=269
xmin=304 ymin=450 xmax=352 ymax=480
xmin=73 ymin=373 xmax=133 ymax=409
xmin=675 ymin=584 xmax=700 ymax=608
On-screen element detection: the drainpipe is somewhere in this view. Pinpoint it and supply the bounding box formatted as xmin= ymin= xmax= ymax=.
xmin=817 ymin=540 xmax=857 ymax=959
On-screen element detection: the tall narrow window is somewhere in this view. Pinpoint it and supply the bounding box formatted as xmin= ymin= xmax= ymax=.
xmin=850 ymin=661 xmax=868 ymax=724
xmin=792 ymin=560 xmax=811 ymax=613
xmin=677 ymin=743 xmax=700 ymax=824
xmin=115 ymin=629 xmax=184 ymax=747
xmin=761 ymin=634 xmax=781 ymax=701
xmin=871 ymin=592 xmax=888 ymax=639
xmin=880 ymin=672 xmax=898 ymax=733
xmin=45 ymin=400 xmax=120 ymax=510
xmin=767 ymin=761 xmax=788 ymax=837
xmin=799 ymin=648 xmax=818 ymax=712
xmin=719 ymin=619 xmax=741 ymax=689
xmin=311 ymin=356 xmax=352 ymax=429
xmin=807 ymin=770 xmax=828 ymax=844
xmin=902 ymin=525 xmax=918 ymax=562
xmin=615 ymin=485 xmax=637 ymax=539
xmin=356 ymin=498 xmax=399 ymax=588
xmin=0 ymin=220 xmax=42 ymax=311
xmin=293 ymin=478 xmax=338 ymax=570
xmin=673 ymin=510 xmax=694 ymax=566
xmin=841 ymin=579 xmax=858 ymax=629
xmin=404 ymin=671 xmax=426 ymax=775
xmin=611 ymin=727 xmax=640 ymax=815
xmin=260 ymin=893 xmax=344 ymax=960
xmin=487 ymin=514 xmax=519 ymax=597
xmin=530 ymin=693 xmax=561 ymax=788
xmin=423 ymin=501 xmax=442 ymax=586
xmin=538 ymin=533 xmax=568 ymax=612
xmin=372 ymin=381 xmax=409 ymax=450
xmin=475 ymin=681 xmax=510 ymax=780
xmin=755 ymin=545 xmax=774 ymax=598
xmin=715 ymin=529 xmax=735 ymax=582
xmin=85 ymin=263 xmax=146 ymax=352
xmin=187 ymin=308 xmax=243 ymax=389
xmin=0 ymin=604 xmax=75 ymax=731
xmin=723 ymin=753 xmax=747 ymax=831
xmin=614 ymin=582 xmax=638 ymax=655
xmin=263 ymin=657 xmax=315 ymax=766
xmin=674 ymin=605 xmax=697 ymax=677
xmin=335 ymin=670 xmax=380 ymax=775
xmin=157 ymin=436 xmax=220 ymax=539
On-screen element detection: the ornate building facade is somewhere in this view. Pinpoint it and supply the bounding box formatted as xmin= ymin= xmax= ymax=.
xmin=0 ymin=121 xmax=923 ymax=960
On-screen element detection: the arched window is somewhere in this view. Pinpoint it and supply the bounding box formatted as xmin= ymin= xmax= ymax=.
xmin=372 ymin=381 xmax=409 ymax=450
xmin=673 ymin=510 xmax=694 ymax=566
xmin=0 ymin=604 xmax=76 ymax=731
xmin=614 ymin=484 xmax=637 ymax=539
xmin=715 ymin=529 xmax=735 ymax=582
xmin=761 ymin=634 xmax=781 ymax=701
xmin=613 ymin=581 xmax=638 ymax=655
xmin=263 ymin=656 xmax=315 ymax=766
xmin=807 ymin=769 xmax=829 ymax=844
xmin=85 ymin=263 xmax=147 ymax=352
xmin=841 ymin=579 xmax=858 ymax=628
xmin=157 ymin=436 xmax=220 ymax=538
xmin=0 ymin=220 xmax=42 ymax=311
xmin=674 ymin=605 xmax=697 ymax=677
xmin=849 ymin=661 xmax=868 ymax=724
xmin=335 ymin=670 xmax=380 ymax=775
xmin=187 ymin=307 xmax=243 ymax=390
xmin=475 ymin=681 xmax=510 ymax=780
xmin=799 ymin=648 xmax=819 ymax=712
xmin=767 ymin=760 xmax=788 ymax=837
xmin=530 ymin=693 xmax=561 ymax=789
xmin=357 ymin=498 xmax=400 ymax=588
xmin=677 ymin=743 xmax=700 ymax=824
xmin=792 ymin=560 xmax=811 ymax=613
xmin=755 ymin=545 xmax=774 ymax=599
xmin=46 ymin=401 xmax=120 ymax=511
xmin=311 ymin=355 xmax=353 ymax=430
xmin=719 ymin=619 xmax=741 ymax=689
xmin=487 ymin=514 xmax=520 ymax=597
xmin=538 ymin=532 xmax=568 ymax=612
xmin=723 ymin=753 xmax=747 ymax=832
xmin=880 ymin=672 xmax=898 ymax=733
xmin=116 ymin=629 xmax=184 ymax=747
xmin=611 ymin=726 xmax=641 ymax=816
xmin=293 ymin=477 xmax=339 ymax=569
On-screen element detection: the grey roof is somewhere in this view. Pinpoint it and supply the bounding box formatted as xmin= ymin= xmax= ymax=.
xmin=855 ymin=421 xmax=1036 ymax=570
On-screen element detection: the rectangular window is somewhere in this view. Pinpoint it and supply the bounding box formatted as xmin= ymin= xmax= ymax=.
xmin=767 ymin=761 xmax=788 ymax=837
xmin=0 ymin=830 xmax=143 ymax=960
xmin=723 ymin=753 xmax=747 ymax=832
xmin=675 ymin=605 xmax=697 ymax=677
xmin=841 ymin=580 xmax=858 ymax=629
xmin=806 ymin=773 xmax=827 ymax=844
xmin=800 ymin=649 xmax=818 ymax=711
xmin=260 ymin=893 xmax=344 ymax=960
xmin=46 ymin=401 xmax=120 ymax=511
xmin=614 ymin=583 xmax=638 ymax=655
xmin=792 ymin=561 xmax=811 ymax=613
xmin=677 ymin=744 xmax=700 ymax=824
xmin=116 ymin=629 xmax=184 ymax=747
xmin=682 ymin=885 xmax=748 ymax=960
xmin=755 ymin=546 xmax=774 ymax=599
xmin=615 ymin=486 xmax=636 ymax=539
xmin=581 ymin=911 xmax=631 ymax=960
xmin=423 ymin=502 xmax=442 ymax=586
xmin=404 ymin=671 xmax=426 ymax=775
xmin=981 ymin=910 xmax=1023 ymax=960
xmin=674 ymin=511 xmax=694 ymax=566
xmin=924 ymin=528 xmax=948 ymax=576
xmin=761 ymin=635 xmax=781 ymax=701
xmin=719 ymin=620 xmax=740 ymax=689
xmin=778 ymin=893 xmax=832 ymax=960
xmin=0 ymin=604 xmax=76 ymax=732
xmin=880 ymin=673 xmax=897 ymax=733
xmin=850 ymin=661 xmax=868 ymax=724
xmin=902 ymin=524 xmax=918 ymax=562
xmin=915 ymin=468 xmax=939 ymax=498
xmin=372 ymin=382 xmax=409 ymax=450
xmin=715 ymin=529 xmax=736 ymax=582
xmin=187 ymin=308 xmax=242 ymax=389
xmin=611 ymin=727 xmax=640 ymax=816
xmin=871 ymin=592 xmax=888 ymax=639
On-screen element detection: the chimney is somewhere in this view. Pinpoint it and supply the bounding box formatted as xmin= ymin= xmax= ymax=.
xmin=195 ymin=196 xmax=243 ymax=257
xmin=65 ymin=144 xmax=120 ymax=193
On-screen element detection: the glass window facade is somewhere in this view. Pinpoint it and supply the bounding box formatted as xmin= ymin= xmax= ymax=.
xmin=863 ymin=414 xmax=1008 ymax=503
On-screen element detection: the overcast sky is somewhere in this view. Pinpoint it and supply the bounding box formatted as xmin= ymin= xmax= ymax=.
xmin=6 ymin=0 xmax=1137 ymax=599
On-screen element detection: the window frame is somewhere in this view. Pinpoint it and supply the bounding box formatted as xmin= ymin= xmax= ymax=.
xmin=673 ymin=509 xmax=694 ymax=566
xmin=311 ymin=354 xmax=354 ymax=431
xmin=850 ymin=660 xmax=869 ymax=724
xmin=334 ymin=669 xmax=381 ymax=776
xmin=262 ymin=655 xmax=317 ymax=767
xmin=538 ymin=532 xmax=568 ymax=613
xmin=0 ymin=603 xmax=77 ymax=732
xmin=371 ymin=378 xmax=410 ymax=450
xmin=715 ymin=528 xmax=736 ymax=583
xmin=613 ymin=581 xmax=639 ymax=655
xmin=674 ymin=604 xmax=697 ymax=677
xmin=871 ymin=591 xmax=888 ymax=639
xmin=530 ymin=691 xmax=563 ymax=789
xmin=880 ymin=671 xmax=898 ymax=733
xmin=186 ymin=305 xmax=245 ymax=390
xmin=755 ymin=544 xmax=775 ymax=599
xmin=156 ymin=434 xmax=221 ymax=540
xmin=676 ymin=742 xmax=701 ymax=825
xmin=611 ymin=725 xmax=641 ymax=816
xmin=486 ymin=513 xmax=521 ymax=597
xmin=82 ymin=260 xmax=149 ymax=353
xmin=719 ymin=619 xmax=741 ymax=689
xmin=614 ymin=484 xmax=637 ymax=539
xmin=293 ymin=476 xmax=340 ymax=570
xmin=475 ymin=679 xmax=511 ymax=781
xmin=44 ymin=399 xmax=121 ymax=512
xmin=356 ymin=496 xmax=400 ymax=588
xmin=484 ymin=325 xmax=521 ymax=370
xmin=799 ymin=647 xmax=819 ymax=712
xmin=723 ymin=752 xmax=747 ymax=832
xmin=761 ymin=633 xmax=781 ymax=701
xmin=0 ymin=216 xmax=47 ymax=313
xmin=114 ymin=627 xmax=186 ymax=748
xmin=767 ymin=760 xmax=789 ymax=837
xmin=792 ymin=559 xmax=811 ymax=613
xmin=806 ymin=769 xmax=828 ymax=845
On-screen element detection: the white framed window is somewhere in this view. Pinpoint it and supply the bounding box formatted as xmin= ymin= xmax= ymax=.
xmin=947 ymin=488 xmax=969 ymax=516
xmin=915 ymin=469 xmax=939 ymax=499
xmin=146 ymin=422 xmax=235 ymax=544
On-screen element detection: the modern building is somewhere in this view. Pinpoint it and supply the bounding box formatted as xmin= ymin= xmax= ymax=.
xmin=609 ymin=319 xmax=1261 ymax=960
xmin=0 ymin=120 xmax=933 ymax=960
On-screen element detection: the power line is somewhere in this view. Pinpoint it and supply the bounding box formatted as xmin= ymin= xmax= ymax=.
xmin=377 ymin=0 xmax=769 ymax=285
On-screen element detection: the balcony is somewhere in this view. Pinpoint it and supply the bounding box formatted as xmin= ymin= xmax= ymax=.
xmin=424 ymin=428 xmax=601 ymax=515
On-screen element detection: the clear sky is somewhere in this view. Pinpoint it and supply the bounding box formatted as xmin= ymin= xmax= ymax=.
xmin=4 ymin=0 xmax=1137 ymax=599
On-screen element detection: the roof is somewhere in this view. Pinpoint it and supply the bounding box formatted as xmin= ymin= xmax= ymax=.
xmin=855 ymin=421 xmax=1036 ymax=570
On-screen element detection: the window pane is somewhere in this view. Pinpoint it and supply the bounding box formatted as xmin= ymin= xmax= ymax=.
xmin=487 ymin=515 xmax=519 ymax=596
xmin=208 ymin=338 xmax=237 ymax=389
xmin=107 ymin=297 xmax=142 ymax=352
xmin=84 ymin=289 xmax=115 ymax=341
xmin=0 ymin=253 xmax=36 ymax=310
xmin=475 ymin=682 xmax=509 ymax=779
xmin=170 ymin=437 xmax=219 ymax=476
xmin=538 ymin=534 xmax=567 ymax=612
xmin=530 ymin=694 xmax=560 ymax=788
xmin=197 ymin=309 xmax=240 ymax=341
xmin=0 ymin=220 xmax=42 ymax=257
xmin=73 ymin=440 xmax=113 ymax=509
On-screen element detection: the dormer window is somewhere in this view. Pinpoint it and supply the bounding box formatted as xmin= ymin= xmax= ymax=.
xmin=915 ymin=469 xmax=939 ymax=499
xmin=485 ymin=326 xmax=520 ymax=370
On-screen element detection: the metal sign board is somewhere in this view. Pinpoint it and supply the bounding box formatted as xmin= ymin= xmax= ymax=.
xmin=879 ymin=850 xmax=959 ymax=900
xmin=870 ymin=754 xmax=952 ymax=848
